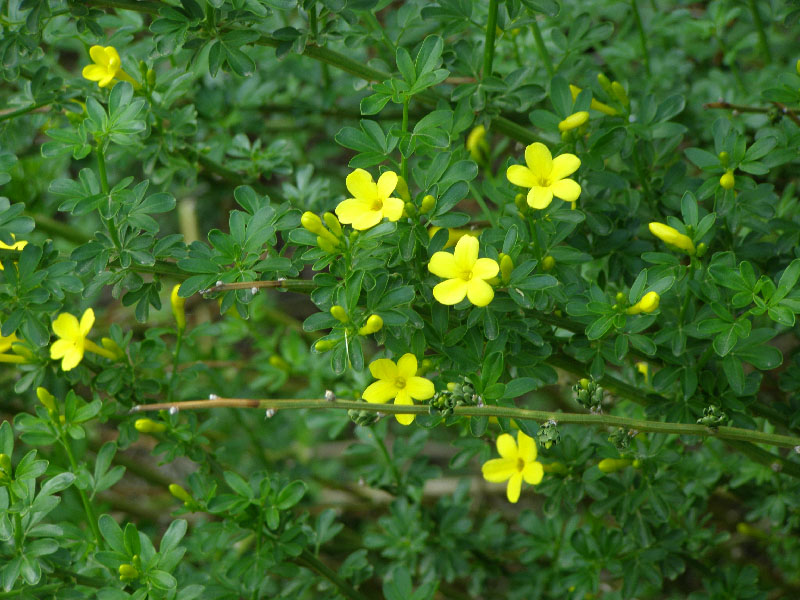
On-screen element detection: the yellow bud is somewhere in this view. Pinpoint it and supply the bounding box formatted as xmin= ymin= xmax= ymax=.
xmin=579 ymin=378 xmax=590 ymax=390
xmin=169 ymin=483 xmax=193 ymax=503
xmin=323 ymin=212 xmax=342 ymax=237
xmin=420 ymin=195 xmax=435 ymax=214
xmin=558 ymin=111 xmax=589 ymax=132
xmin=36 ymin=387 xmax=56 ymax=412
xmin=648 ymin=222 xmax=695 ymax=255
xmin=797 ymin=59 xmax=800 ymax=76
xmin=466 ymin=125 xmax=490 ymax=163
xmin=737 ymin=522 xmax=767 ymax=539
xmin=632 ymin=459 xmax=642 ymax=468
xmin=170 ymin=285 xmax=186 ymax=332
xmin=317 ymin=235 xmax=338 ymax=253
xmin=134 ymin=418 xmax=167 ymax=434
xmin=59 ymin=415 xmax=66 ymax=425
xmin=102 ymin=337 xmax=124 ymax=359
xmin=268 ymin=355 xmax=290 ymax=371
xmin=569 ymin=84 xmax=619 ymax=116
xmin=635 ymin=361 xmax=650 ymax=383
xmin=118 ymin=564 xmax=139 ymax=580
xmin=610 ymin=81 xmax=629 ymax=107
xmin=419 ymin=358 xmax=433 ymax=375
xmin=514 ymin=193 xmax=527 ymax=211
xmin=447 ymin=382 xmax=457 ymax=391
xmin=0 ymin=453 xmax=10 ymax=475
xmin=718 ymin=151 xmax=729 ymax=164
xmin=597 ymin=73 xmax=613 ymax=95
xmin=542 ymin=256 xmax=555 ymax=271
xmin=146 ymin=68 xmax=156 ymax=87
xmin=358 ymin=314 xmax=383 ymax=335
xmin=720 ymin=169 xmax=735 ymax=190
xmin=314 ymin=339 xmax=335 ymax=352
xmin=615 ymin=292 xmax=626 ymax=304
xmin=696 ymin=242 xmax=707 ymax=257
xmin=301 ymin=212 xmax=324 ymax=234
xmin=542 ymin=461 xmax=567 ymax=474
xmin=404 ymin=202 xmax=417 ymax=218
xmin=626 ymin=291 xmax=660 ymax=315
xmin=598 ymin=458 xmax=632 ymax=473
xmin=395 ymin=176 xmax=411 ymax=202
xmin=330 ymin=305 xmax=349 ymax=323
xmin=499 ymin=254 xmax=513 ymax=284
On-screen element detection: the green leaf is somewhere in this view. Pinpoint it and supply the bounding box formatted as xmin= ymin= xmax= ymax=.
xmin=415 ymin=35 xmax=444 ymax=76
xmin=276 ymin=480 xmax=307 ymax=510
xmin=502 ymin=377 xmax=539 ymax=399
xmin=771 ymin=259 xmax=800 ymax=305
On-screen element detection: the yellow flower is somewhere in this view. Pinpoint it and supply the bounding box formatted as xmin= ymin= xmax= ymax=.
xmin=626 ymin=291 xmax=660 ymax=315
xmin=0 ymin=331 xmax=20 ymax=354
xmin=82 ymin=45 xmax=137 ymax=88
xmin=428 ymin=236 xmax=499 ymax=307
xmin=506 ymin=142 xmax=581 ymax=209
xmin=0 ymin=235 xmax=27 ymax=271
xmin=427 ymin=226 xmax=482 ymax=249
xmin=481 ymin=431 xmax=544 ymax=503
xmin=558 ymin=111 xmax=589 ymax=132
xmin=335 ymin=169 xmax=404 ymax=230
xmin=362 ymin=353 xmax=434 ymax=425
xmin=648 ymin=222 xmax=695 ymax=255
xmin=466 ymin=125 xmax=490 ymax=164
xmin=50 ymin=308 xmax=117 ymax=371
xmin=569 ymin=84 xmax=619 ymax=116
xmin=636 ymin=361 xmax=650 ymax=383
xmin=720 ymin=169 xmax=735 ymax=190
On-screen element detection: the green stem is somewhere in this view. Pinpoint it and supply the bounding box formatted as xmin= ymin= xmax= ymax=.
xmin=747 ymin=0 xmax=772 ymax=64
xmin=59 ymin=433 xmax=103 ymax=548
xmin=400 ymin=96 xmax=409 ymax=182
xmin=308 ymin=1 xmax=317 ymax=40
xmin=133 ymin=398 xmax=800 ymax=451
xmin=0 ymin=103 xmax=48 ymax=123
xmin=630 ymin=0 xmax=651 ymax=76
xmin=469 ymin=182 xmax=497 ymax=229
xmin=95 ymin=145 xmax=122 ymax=251
xmin=530 ymin=19 xmax=554 ymax=77
xmin=374 ymin=428 xmax=402 ymax=490
xmin=482 ymin=0 xmax=499 ymax=78
xmin=167 ymin=328 xmax=183 ymax=404
xmin=0 ymin=584 xmax=63 ymax=598
xmin=295 ymin=549 xmax=370 ymax=600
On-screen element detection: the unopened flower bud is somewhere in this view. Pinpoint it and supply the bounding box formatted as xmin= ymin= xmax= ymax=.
xmin=118 ymin=564 xmax=139 ymax=581
xmin=615 ymin=292 xmax=626 ymax=304
xmin=610 ymin=81 xmax=629 ymax=107
xmin=718 ymin=151 xmax=729 ymax=165
xmin=597 ymin=73 xmax=613 ymax=95
xmin=542 ymin=461 xmax=567 ymax=474
xmin=301 ymin=212 xmax=324 ymax=234
xmin=404 ymin=202 xmax=417 ymax=218
xmin=499 ymin=254 xmax=513 ymax=284
xmin=171 ymin=284 xmax=186 ymax=332
xmin=466 ymin=125 xmax=490 ymax=164
xmin=314 ymin=339 xmax=335 ymax=352
xmin=317 ymin=235 xmax=338 ymax=253
xmin=636 ymin=361 xmax=650 ymax=382
xmin=696 ymin=242 xmax=707 ymax=257
xmin=418 ymin=358 xmax=433 ymax=375
xmin=720 ymin=169 xmax=735 ymax=190
xmin=797 ymin=59 xmax=800 ymax=76
xmin=420 ymin=194 xmax=435 ymax=214
xmin=579 ymin=378 xmax=590 ymax=390
xmin=102 ymin=337 xmax=125 ymax=359
xmin=558 ymin=111 xmax=589 ymax=132
xmin=514 ymin=193 xmax=527 ymax=212
xmin=330 ymin=305 xmax=349 ymax=323
xmin=36 ymin=387 xmax=56 ymax=413
xmin=134 ymin=418 xmax=167 ymax=434
xmin=598 ymin=458 xmax=632 ymax=473
xmin=169 ymin=483 xmax=193 ymax=503
xmin=268 ymin=355 xmax=290 ymax=371
xmin=626 ymin=291 xmax=660 ymax=315
xmin=358 ymin=314 xmax=383 ymax=335
xmin=395 ymin=176 xmax=411 ymax=201
xmin=323 ymin=212 xmax=342 ymax=237
xmin=146 ymin=68 xmax=156 ymax=87
xmin=542 ymin=256 xmax=555 ymax=271
xmin=0 ymin=453 xmax=10 ymax=475
xmin=569 ymin=84 xmax=619 ymax=116
xmin=648 ymin=222 xmax=695 ymax=255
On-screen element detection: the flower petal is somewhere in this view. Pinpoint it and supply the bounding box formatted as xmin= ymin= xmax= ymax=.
xmin=52 ymin=313 xmax=80 ymax=341
xmin=82 ymin=65 xmax=107 ymax=81
xmin=363 ymin=380 xmax=398 ymax=403
xmin=89 ymin=45 xmax=108 ymax=66
xmin=105 ymin=46 xmax=121 ymax=70
xmin=523 ymin=461 xmax=544 ymax=485
xmin=382 ymin=196 xmax=405 ymax=222
xmin=428 ymin=251 xmax=459 ymax=279
xmin=466 ymin=278 xmax=494 ymax=307
xmin=453 ymin=235 xmax=478 ymax=271
xmin=433 ymin=278 xmax=468 ymax=305
xmin=471 ymin=258 xmax=499 ymax=280
xmin=496 ymin=433 xmax=518 ymax=459
xmin=60 ymin=349 xmax=83 ymax=372
xmin=506 ymin=164 xmax=537 ymax=188
xmin=396 ymin=354 xmax=418 ymax=379
xmin=506 ymin=473 xmax=523 ymax=503
xmin=524 ymin=142 xmax=552 ymax=177
xmin=369 ymin=358 xmax=398 ymax=380
xmin=335 ymin=199 xmax=371 ymax=225
xmin=406 ymin=376 xmax=434 ymax=400
xmin=517 ymin=431 xmax=537 ymax=463
xmin=393 ymin=390 xmax=415 ymax=425
xmin=80 ymin=308 xmax=95 ymax=336
xmin=550 ymin=178 xmax=581 ymax=202
xmin=99 ymin=75 xmax=115 ymax=88
xmin=352 ymin=210 xmax=382 ymax=231
xmin=526 ymin=186 xmax=553 ymax=210
xmin=376 ymin=171 xmax=398 ymax=199
xmin=481 ymin=458 xmax=517 ymax=482
xmin=345 ymin=168 xmax=376 ymax=201
xmin=551 ymin=153 xmax=581 ymax=180
xmin=50 ymin=339 xmax=73 ymax=360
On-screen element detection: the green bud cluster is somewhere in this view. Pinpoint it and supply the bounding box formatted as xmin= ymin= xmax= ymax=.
xmin=573 ymin=378 xmax=603 ymax=412
xmin=536 ymin=420 xmax=560 ymax=449
xmin=697 ymin=405 xmax=727 ymax=428
xmin=429 ymin=377 xmax=477 ymax=416
xmin=348 ymin=407 xmax=381 ymax=427
xmin=608 ymin=427 xmax=637 ymax=450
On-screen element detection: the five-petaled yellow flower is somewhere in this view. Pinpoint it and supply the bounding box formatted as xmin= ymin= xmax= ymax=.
xmin=50 ymin=308 xmax=117 ymax=371
xmin=506 ymin=142 xmax=581 ymax=210
xmin=82 ymin=45 xmax=137 ymax=88
xmin=362 ymin=354 xmax=434 ymax=425
xmin=482 ymin=431 xmax=544 ymax=503
xmin=335 ymin=169 xmax=404 ymax=231
xmin=0 ymin=235 xmax=27 ymax=271
xmin=428 ymin=236 xmax=499 ymax=307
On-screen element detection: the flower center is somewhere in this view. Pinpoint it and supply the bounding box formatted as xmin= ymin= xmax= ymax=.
xmin=516 ymin=458 xmax=525 ymax=472
xmin=371 ymin=198 xmax=383 ymax=211
xmin=460 ymin=270 xmax=473 ymax=281
xmin=394 ymin=377 xmax=406 ymax=389
xmin=537 ymin=176 xmax=552 ymax=187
